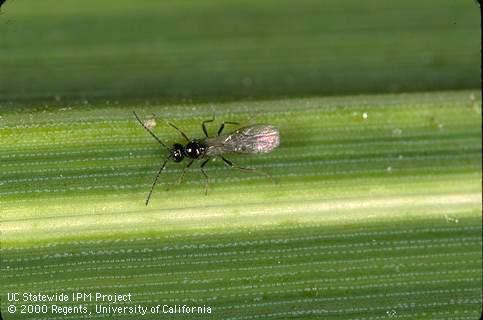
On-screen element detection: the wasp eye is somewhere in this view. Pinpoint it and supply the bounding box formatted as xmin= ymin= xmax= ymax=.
xmin=171 ymin=144 xmax=184 ymax=162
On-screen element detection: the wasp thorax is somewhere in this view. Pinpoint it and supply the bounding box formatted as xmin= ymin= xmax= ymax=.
xmin=171 ymin=143 xmax=185 ymax=162
xmin=184 ymin=141 xmax=205 ymax=159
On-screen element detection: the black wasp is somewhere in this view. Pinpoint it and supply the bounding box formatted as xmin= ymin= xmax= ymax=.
xmin=133 ymin=112 xmax=280 ymax=205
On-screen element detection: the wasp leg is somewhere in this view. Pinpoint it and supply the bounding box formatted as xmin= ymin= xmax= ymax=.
xmin=168 ymin=122 xmax=190 ymax=142
xmin=200 ymin=159 xmax=210 ymax=195
xmin=220 ymin=156 xmax=273 ymax=181
xmin=217 ymin=121 xmax=239 ymax=136
xmin=202 ymin=114 xmax=215 ymax=137
xmin=175 ymin=160 xmax=194 ymax=185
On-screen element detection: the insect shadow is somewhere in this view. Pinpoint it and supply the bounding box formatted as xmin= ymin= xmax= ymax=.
xmin=133 ymin=111 xmax=280 ymax=205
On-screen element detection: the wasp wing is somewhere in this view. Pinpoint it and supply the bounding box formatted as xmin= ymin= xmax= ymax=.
xmin=204 ymin=125 xmax=280 ymax=157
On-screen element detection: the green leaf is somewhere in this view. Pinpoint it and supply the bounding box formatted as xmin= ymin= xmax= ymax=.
xmin=1 ymin=90 xmax=481 ymax=319
xmin=0 ymin=0 xmax=479 ymax=102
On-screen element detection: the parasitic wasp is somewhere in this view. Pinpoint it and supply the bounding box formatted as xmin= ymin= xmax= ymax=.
xmin=133 ymin=112 xmax=280 ymax=205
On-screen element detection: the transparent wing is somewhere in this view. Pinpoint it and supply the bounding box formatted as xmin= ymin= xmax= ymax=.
xmin=204 ymin=125 xmax=280 ymax=156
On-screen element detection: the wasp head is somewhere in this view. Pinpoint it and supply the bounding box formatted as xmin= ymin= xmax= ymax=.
xmin=170 ymin=143 xmax=185 ymax=162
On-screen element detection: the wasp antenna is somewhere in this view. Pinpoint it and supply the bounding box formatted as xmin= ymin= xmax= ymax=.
xmin=167 ymin=121 xmax=190 ymax=142
xmin=145 ymin=157 xmax=170 ymax=205
xmin=133 ymin=111 xmax=169 ymax=150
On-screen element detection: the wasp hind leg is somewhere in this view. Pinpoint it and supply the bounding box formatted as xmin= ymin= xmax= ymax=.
xmin=220 ymin=156 xmax=273 ymax=182
xmin=217 ymin=121 xmax=239 ymax=136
